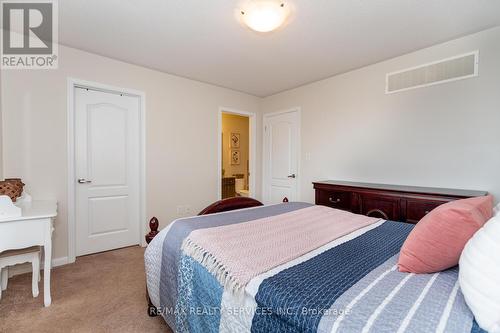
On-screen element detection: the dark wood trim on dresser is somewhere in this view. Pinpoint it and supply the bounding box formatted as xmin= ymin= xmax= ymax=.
xmin=313 ymin=180 xmax=488 ymax=223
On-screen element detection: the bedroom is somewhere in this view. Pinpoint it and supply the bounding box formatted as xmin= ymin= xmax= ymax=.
xmin=0 ymin=1 xmax=499 ymax=332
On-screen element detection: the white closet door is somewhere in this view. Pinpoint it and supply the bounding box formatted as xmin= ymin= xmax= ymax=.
xmin=75 ymin=88 xmax=140 ymax=256
xmin=263 ymin=110 xmax=300 ymax=204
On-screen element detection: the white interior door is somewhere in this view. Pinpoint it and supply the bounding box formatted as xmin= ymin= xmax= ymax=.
xmin=263 ymin=110 xmax=300 ymax=204
xmin=75 ymin=88 xmax=140 ymax=256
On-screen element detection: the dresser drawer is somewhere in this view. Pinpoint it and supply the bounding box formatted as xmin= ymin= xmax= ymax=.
xmin=222 ymin=178 xmax=235 ymax=185
xmin=313 ymin=181 xmax=487 ymax=225
xmin=406 ymin=200 xmax=444 ymax=224
xmin=316 ymin=189 xmax=352 ymax=211
xmin=359 ymin=194 xmax=400 ymax=221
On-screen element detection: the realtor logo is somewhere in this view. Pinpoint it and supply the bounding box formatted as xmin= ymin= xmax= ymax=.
xmin=1 ymin=0 xmax=58 ymax=69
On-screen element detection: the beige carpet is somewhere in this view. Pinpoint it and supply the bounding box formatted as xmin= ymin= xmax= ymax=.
xmin=0 ymin=246 xmax=171 ymax=333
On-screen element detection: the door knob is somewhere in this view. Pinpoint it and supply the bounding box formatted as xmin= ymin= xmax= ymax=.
xmin=77 ymin=178 xmax=92 ymax=184
xmin=287 ymin=174 xmax=296 ymax=178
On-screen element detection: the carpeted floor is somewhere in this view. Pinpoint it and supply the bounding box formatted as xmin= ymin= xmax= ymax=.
xmin=0 ymin=246 xmax=171 ymax=333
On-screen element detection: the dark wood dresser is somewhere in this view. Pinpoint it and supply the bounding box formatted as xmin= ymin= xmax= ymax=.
xmin=313 ymin=180 xmax=488 ymax=223
xmin=222 ymin=177 xmax=236 ymax=199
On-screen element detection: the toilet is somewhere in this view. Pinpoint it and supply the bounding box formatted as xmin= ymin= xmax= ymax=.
xmin=235 ymin=178 xmax=249 ymax=197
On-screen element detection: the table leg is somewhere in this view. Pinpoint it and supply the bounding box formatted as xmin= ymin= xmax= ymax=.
xmin=1 ymin=266 xmax=8 ymax=291
xmin=0 ymin=266 xmax=7 ymax=300
xmin=32 ymin=253 xmax=40 ymax=298
xmin=44 ymin=230 xmax=52 ymax=307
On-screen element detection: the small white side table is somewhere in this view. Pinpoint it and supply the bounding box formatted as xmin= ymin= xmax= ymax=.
xmin=0 ymin=199 xmax=57 ymax=306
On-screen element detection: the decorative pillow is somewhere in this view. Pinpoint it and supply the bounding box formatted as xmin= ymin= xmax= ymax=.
xmin=398 ymin=195 xmax=493 ymax=274
xmin=459 ymin=215 xmax=500 ymax=333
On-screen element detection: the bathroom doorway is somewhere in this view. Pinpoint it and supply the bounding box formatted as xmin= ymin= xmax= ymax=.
xmin=218 ymin=108 xmax=256 ymax=200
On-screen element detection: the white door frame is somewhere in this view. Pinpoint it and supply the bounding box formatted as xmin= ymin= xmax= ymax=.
xmin=217 ymin=107 xmax=257 ymax=200
xmin=262 ymin=107 xmax=302 ymax=203
xmin=67 ymin=78 xmax=147 ymax=264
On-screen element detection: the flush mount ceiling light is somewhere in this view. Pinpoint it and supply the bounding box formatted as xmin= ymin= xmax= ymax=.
xmin=240 ymin=1 xmax=290 ymax=33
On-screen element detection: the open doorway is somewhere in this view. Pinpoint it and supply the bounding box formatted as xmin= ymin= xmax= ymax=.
xmin=218 ymin=108 xmax=256 ymax=200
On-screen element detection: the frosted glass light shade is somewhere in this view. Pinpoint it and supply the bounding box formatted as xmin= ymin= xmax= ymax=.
xmin=241 ymin=1 xmax=289 ymax=33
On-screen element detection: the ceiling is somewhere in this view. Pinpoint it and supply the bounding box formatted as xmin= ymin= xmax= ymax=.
xmin=59 ymin=1 xmax=500 ymax=97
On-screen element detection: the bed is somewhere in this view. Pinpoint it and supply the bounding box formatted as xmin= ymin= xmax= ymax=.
xmin=144 ymin=198 xmax=485 ymax=333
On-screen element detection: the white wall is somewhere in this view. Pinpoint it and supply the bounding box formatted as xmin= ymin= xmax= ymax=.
xmin=0 ymin=75 xmax=3 ymax=179
xmin=0 ymin=45 xmax=262 ymax=261
xmin=2 ymin=26 xmax=499 ymax=264
xmin=262 ymin=27 xmax=500 ymax=203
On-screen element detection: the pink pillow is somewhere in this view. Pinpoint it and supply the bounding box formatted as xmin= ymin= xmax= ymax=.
xmin=398 ymin=195 xmax=493 ymax=273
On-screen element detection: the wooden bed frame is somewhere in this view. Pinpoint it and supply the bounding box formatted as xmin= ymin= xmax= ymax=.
xmin=145 ymin=196 xmax=287 ymax=316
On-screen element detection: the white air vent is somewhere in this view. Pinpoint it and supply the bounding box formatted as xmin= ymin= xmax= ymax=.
xmin=386 ymin=51 xmax=479 ymax=94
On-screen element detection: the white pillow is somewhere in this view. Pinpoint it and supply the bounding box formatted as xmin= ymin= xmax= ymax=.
xmin=494 ymin=202 xmax=500 ymax=216
xmin=459 ymin=215 xmax=500 ymax=333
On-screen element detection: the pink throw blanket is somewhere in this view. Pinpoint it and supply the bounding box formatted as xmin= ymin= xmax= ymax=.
xmin=182 ymin=205 xmax=379 ymax=291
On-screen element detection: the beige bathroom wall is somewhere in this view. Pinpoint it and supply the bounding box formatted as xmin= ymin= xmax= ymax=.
xmin=221 ymin=113 xmax=250 ymax=187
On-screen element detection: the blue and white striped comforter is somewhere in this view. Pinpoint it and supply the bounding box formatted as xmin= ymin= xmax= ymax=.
xmin=144 ymin=203 xmax=484 ymax=333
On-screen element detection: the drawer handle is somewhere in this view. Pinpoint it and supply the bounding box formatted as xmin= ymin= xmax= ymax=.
xmin=328 ymin=197 xmax=341 ymax=204
xmin=366 ymin=209 xmax=389 ymax=220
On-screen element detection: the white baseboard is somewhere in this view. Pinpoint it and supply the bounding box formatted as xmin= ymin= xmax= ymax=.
xmin=51 ymin=256 xmax=69 ymax=267
xmin=6 ymin=256 xmax=69 ymax=278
